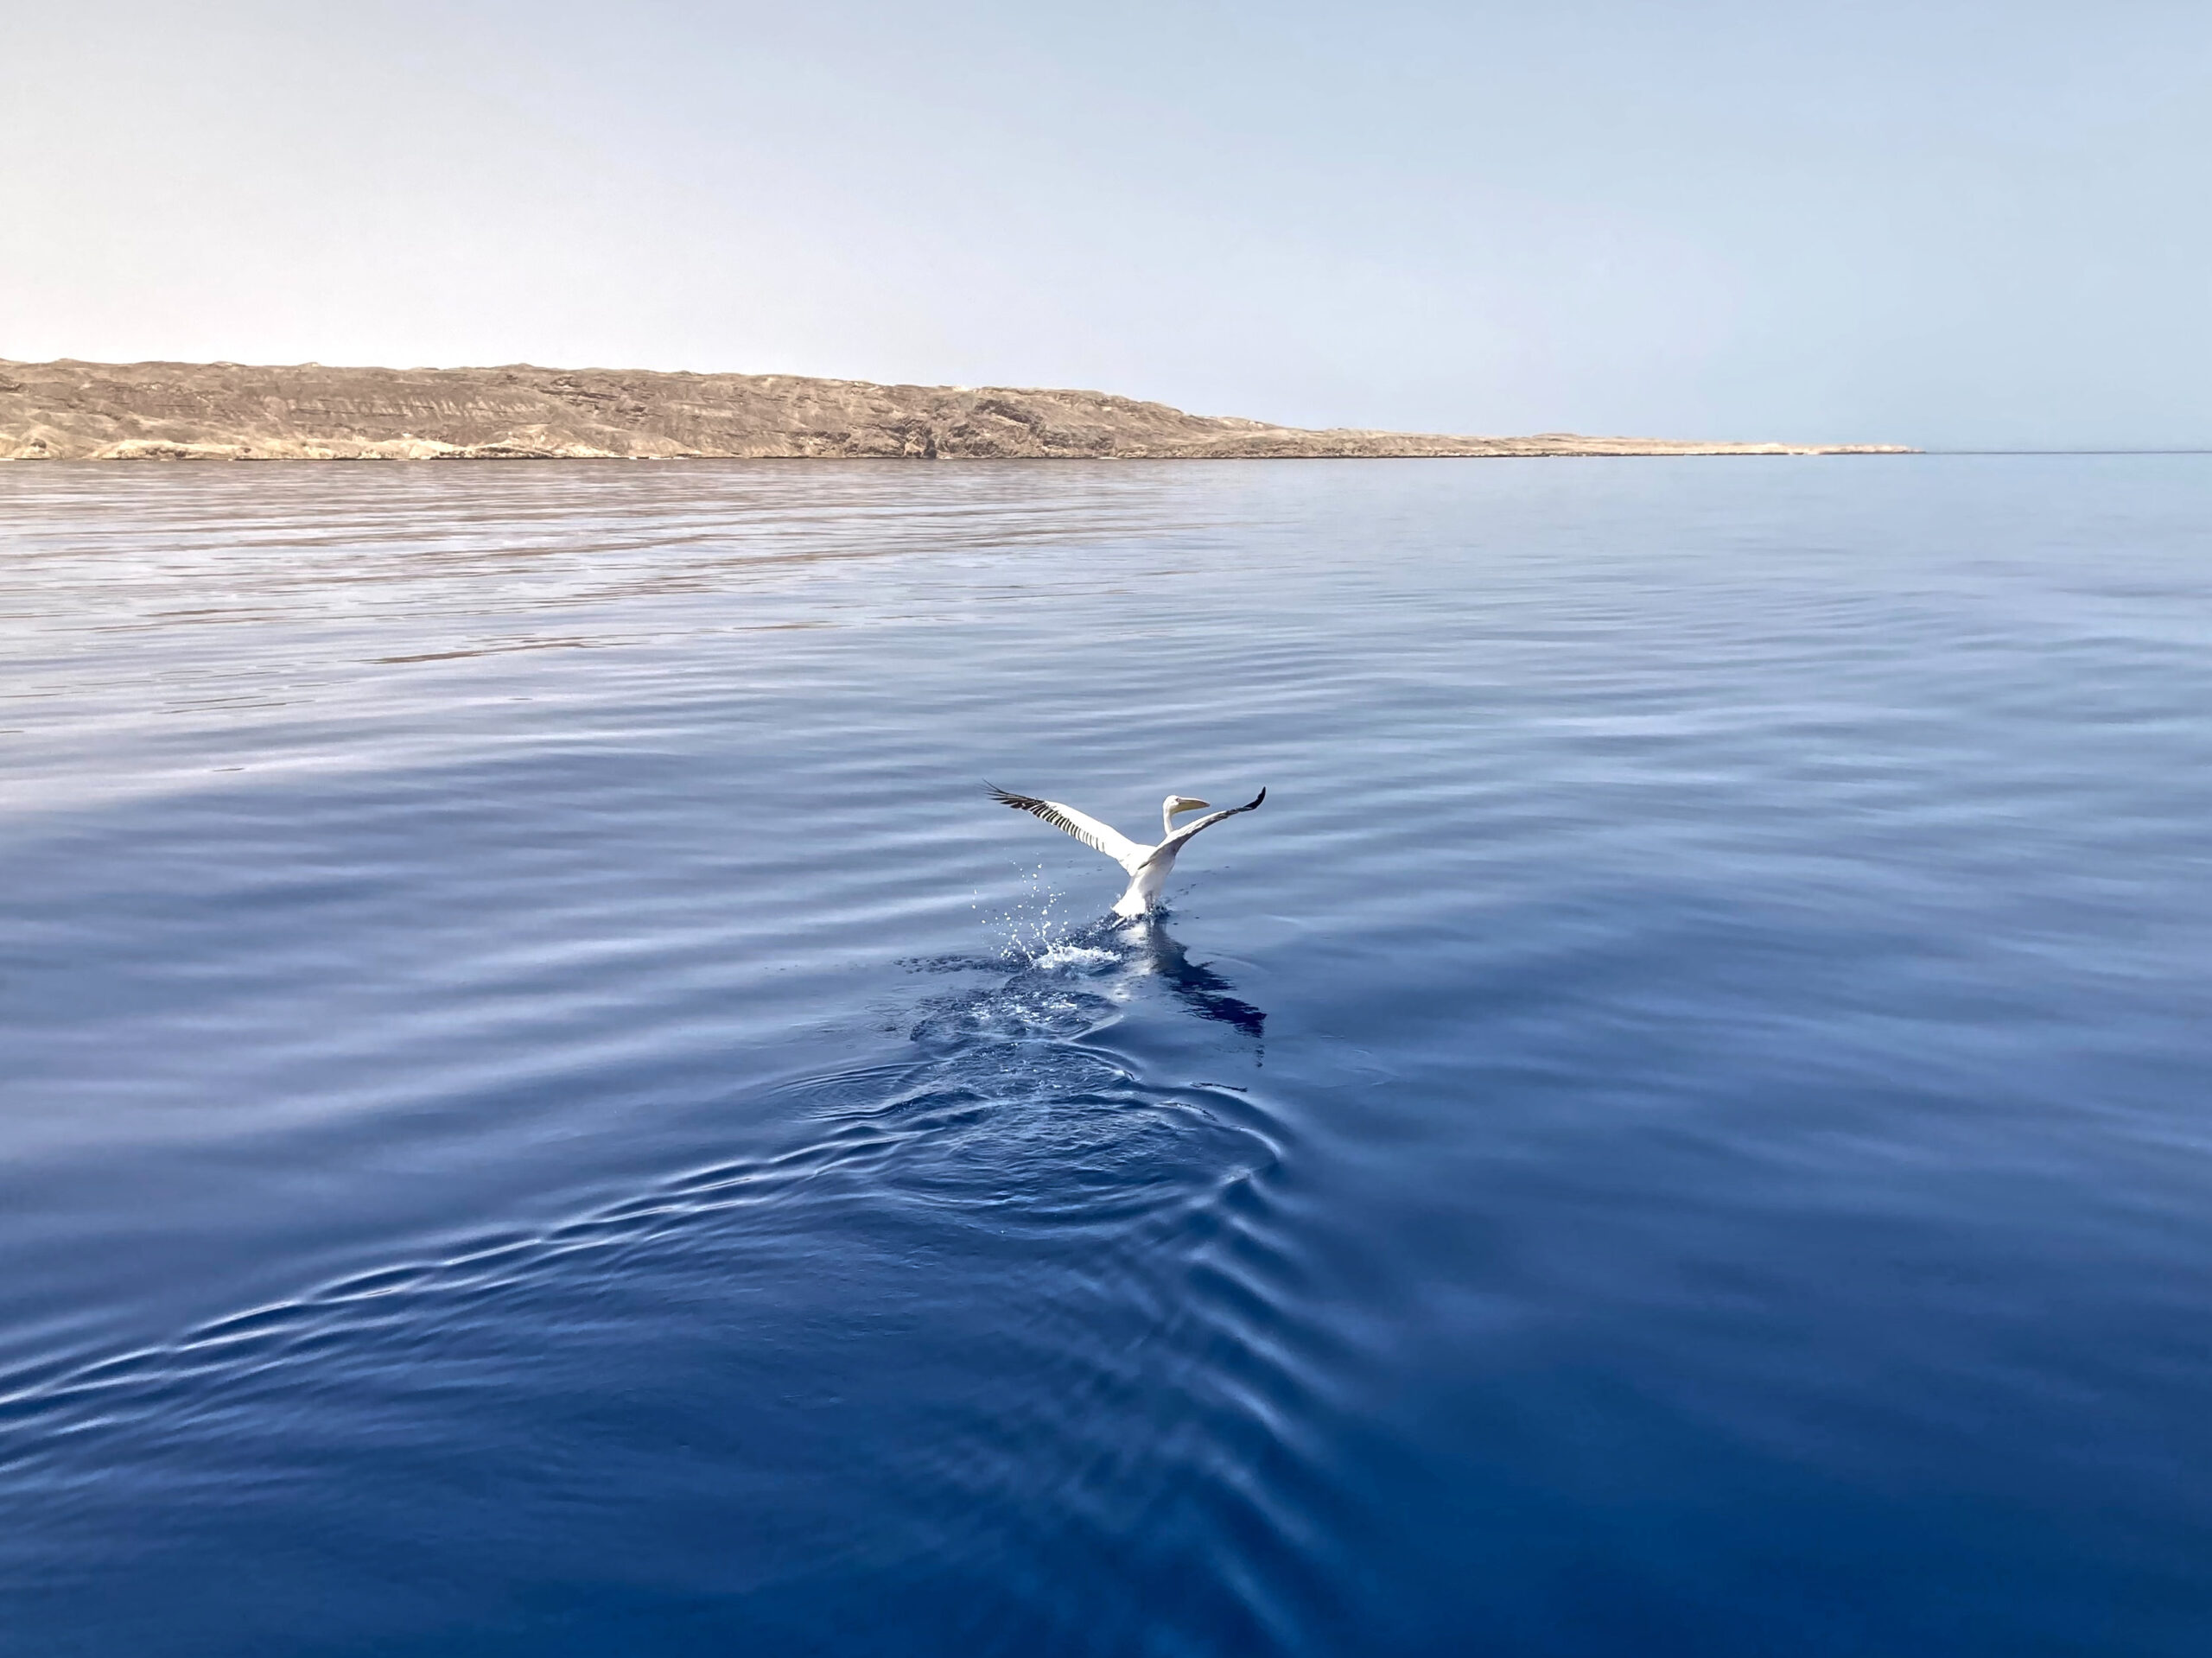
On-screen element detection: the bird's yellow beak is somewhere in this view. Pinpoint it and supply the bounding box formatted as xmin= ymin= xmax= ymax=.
xmin=1167 ymin=796 xmax=1211 ymax=817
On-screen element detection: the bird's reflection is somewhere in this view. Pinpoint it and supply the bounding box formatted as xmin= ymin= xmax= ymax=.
xmin=913 ymin=917 xmax=1267 ymax=1045
xmin=1114 ymin=918 xmax=1267 ymax=1039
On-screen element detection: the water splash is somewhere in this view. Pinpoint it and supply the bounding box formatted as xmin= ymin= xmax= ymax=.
xmin=1031 ymin=941 xmax=1118 ymax=971
xmin=976 ymin=860 xmax=1091 ymax=968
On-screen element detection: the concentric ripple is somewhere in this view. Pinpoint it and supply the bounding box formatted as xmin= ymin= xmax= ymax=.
xmin=0 ymin=921 xmax=1344 ymax=1652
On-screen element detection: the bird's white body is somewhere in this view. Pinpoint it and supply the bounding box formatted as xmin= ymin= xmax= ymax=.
xmin=988 ymin=786 xmax=1268 ymax=917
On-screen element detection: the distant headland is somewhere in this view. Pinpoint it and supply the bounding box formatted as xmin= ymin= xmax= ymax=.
xmin=0 ymin=359 xmax=1912 ymax=461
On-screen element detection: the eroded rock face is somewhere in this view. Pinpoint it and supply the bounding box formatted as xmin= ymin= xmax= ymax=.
xmin=0 ymin=359 xmax=1910 ymax=461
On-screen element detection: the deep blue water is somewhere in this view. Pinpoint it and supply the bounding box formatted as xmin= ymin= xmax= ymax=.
xmin=3 ymin=457 xmax=2209 ymax=1656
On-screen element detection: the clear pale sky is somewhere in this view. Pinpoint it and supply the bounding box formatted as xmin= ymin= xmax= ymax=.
xmin=4 ymin=2 xmax=2206 ymax=448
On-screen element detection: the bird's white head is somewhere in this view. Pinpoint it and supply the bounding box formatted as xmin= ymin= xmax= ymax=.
xmin=1162 ymin=794 xmax=1211 ymax=835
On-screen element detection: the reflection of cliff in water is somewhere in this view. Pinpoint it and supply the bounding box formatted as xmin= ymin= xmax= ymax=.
xmin=1115 ymin=918 xmax=1266 ymax=1039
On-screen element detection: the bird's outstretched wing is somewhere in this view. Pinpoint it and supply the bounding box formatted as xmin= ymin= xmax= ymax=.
xmin=1154 ymin=788 xmax=1267 ymax=857
xmin=988 ymin=785 xmax=1149 ymax=872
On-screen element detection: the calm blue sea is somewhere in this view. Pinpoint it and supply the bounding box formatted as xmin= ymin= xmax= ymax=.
xmin=3 ymin=457 xmax=2208 ymax=1656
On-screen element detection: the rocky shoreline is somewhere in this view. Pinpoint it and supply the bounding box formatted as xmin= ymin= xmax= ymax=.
xmin=0 ymin=359 xmax=1912 ymax=461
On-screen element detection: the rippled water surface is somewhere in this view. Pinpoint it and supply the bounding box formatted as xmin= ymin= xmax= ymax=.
xmin=3 ymin=458 xmax=2209 ymax=1656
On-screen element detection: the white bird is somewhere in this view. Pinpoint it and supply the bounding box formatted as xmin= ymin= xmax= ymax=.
xmin=988 ymin=784 xmax=1268 ymax=918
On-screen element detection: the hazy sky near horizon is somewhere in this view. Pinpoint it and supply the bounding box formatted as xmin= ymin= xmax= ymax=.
xmin=4 ymin=2 xmax=2206 ymax=448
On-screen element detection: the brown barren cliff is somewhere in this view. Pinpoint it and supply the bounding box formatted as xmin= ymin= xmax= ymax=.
xmin=0 ymin=359 xmax=1910 ymax=461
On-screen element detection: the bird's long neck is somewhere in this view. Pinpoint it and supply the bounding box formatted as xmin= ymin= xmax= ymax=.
xmin=1162 ymin=802 xmax=1178 ymax=839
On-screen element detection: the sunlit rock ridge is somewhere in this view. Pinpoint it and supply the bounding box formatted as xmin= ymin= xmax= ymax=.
xmin=0 ymin=359 xmax=1910 ymax=461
